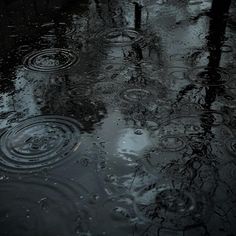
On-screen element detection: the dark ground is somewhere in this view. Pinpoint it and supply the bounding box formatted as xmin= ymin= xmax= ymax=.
xmin=0 ymin=0 xmax=236 ymax=235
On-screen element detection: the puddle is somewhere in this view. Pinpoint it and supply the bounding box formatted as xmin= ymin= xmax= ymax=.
xmin=0 ymin=0 xmax=236 ymax=235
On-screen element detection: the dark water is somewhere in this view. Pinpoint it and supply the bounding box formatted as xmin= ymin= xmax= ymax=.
xmin=0 ymin=0 xmax=236 ymax=235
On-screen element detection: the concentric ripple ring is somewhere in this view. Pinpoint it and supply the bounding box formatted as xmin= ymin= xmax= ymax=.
xmin=134 ymin=182 xmax=211 ymax=229
xmin=159 ymin=135 xmax=186 ymax=152
xmin=188 ymin=67 xmax=230 ymax=86
xmin=102 ymin=28 xmax=142 ymax=46
xmin=120 ymin=88 xmax=151 ymax=102
xmin=0 ymin=115 xmax=81 ymax=172
xmin=225 ymin=137 xmax=236 ymax=157
xmin=23 ymin=48 xmax=79 ymax=72
xmin=41 ymin=22 xmax=76 ymax=38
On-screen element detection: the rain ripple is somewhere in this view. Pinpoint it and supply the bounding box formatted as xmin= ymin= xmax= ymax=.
xmin=188 ymin=67 xmax=231 ymax=86
xmin=0 ymin=115 xmax=81 ymax=173
xmin=23 ymin=48 xmax=79 ymax=72
xmin=133 ymin=180 xmax=212 ymax=230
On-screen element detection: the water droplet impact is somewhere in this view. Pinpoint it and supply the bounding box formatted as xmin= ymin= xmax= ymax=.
xmin=68 ymin=84 xmax=92 ymax=99
xmin=201 ymin=111 xmax=228 ymax=126
xmin=134 ymin=181 xmax=211 ymax=229
xmin=225 ymin=138 xmax=236 ymax=157
xmin=189 ymin=0 xmax=204 ymax=6
xmin=93 ymin=82 xmax=117 ymax=96
xmin=0 ymin=115 xmax=81 ymax=172
xmin=188 ymin=67 xmax=230 ymax=86
xmin=23 ymin=48 xmax=79 ymax=72
xmin=158 ymin=135 xmax=186 ymax=152
xmin=221 ymin=45 xmax=233 ymax=53
xmin=157 ymin=115 xmax=230 ymax=139
xmin=102 ymin=29 xmax=141 ymax=46
xmin=41 ymin=22 xmax=76 ymax=38
xmin=174 ymin=102 xmax=203 ymax=114
xmin=134 ymin=129 xmax=143 ymax=135
xmin=120 ymin=88 xmax=151 ymax=103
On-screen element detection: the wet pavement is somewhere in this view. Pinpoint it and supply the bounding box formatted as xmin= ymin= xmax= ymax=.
xmin=0 ymin=0 xmax=236 ymax=235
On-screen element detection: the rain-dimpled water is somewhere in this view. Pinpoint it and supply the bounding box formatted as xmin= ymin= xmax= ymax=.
xmin=0 ymin=0 xmax=236 ymax=235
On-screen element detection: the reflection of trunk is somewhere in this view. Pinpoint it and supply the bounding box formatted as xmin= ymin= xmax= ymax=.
xmin=207 ymin=0 xmax=231 ymax=68
xmin=134 ymin=2 xmax=142 ymax=30
xmin=198 ymin=0 xmax=232 ymax=178
xmin=211 ymin=0 xmax=231 ymax=18
xmin=203 ymin=0 xmax=231 ymax=115
xmin=132 ymin=43 xmax=143 ymax=61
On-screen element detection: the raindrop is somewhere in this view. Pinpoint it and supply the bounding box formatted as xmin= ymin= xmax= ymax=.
xmin=102 ymin=28 xmax=142 ymax=46
xmin=134 ymin=129 xmax=143 ymax=135
xmin=225 ymin=138 xmax=236 ymax=157
xmin=134 ymin=180 xmax=212 ymax=229
xmin=188 ymin=67 xmax=230 ymax=86
xmin=120 ymin=88 xmax=151 ymax=103
xmin=221 ymin=45 xmax=233 ymax=53
xmin=93 ymin=81 xmax=118 ymax=97
xmin=41 ymin=22 xmax=76 ymax=38
xmin=201 ymin=110 xmax=229 ymax=126
xmin=68 ymin=83 xmax=92 ymax=99
xmin=23 ymin=48 xmax=79 ymax=72
xmin=0 ymin=115 xmax=81 ymax=173
xmin=158 ymin=135 xmax=186 ymax=152
xmin=157 ymin=115 xmax=230 ymax=138
xmin=189 ymin=0 xmax=204 ymax=6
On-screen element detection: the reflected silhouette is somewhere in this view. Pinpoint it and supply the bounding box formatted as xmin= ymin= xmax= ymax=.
xmin=207 ymin=0 xmax=231 ymax=68
xmin=203 ymin=0 xmax=231 ymax=110
xmin=134 ymin=2 xmax=142 ymax=30
xmin=42 ymin=74 xmax=107 ymax=132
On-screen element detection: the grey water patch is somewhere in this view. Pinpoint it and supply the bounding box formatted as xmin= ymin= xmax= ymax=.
xmin=0 ymin=176 xmax=91 ymax=236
